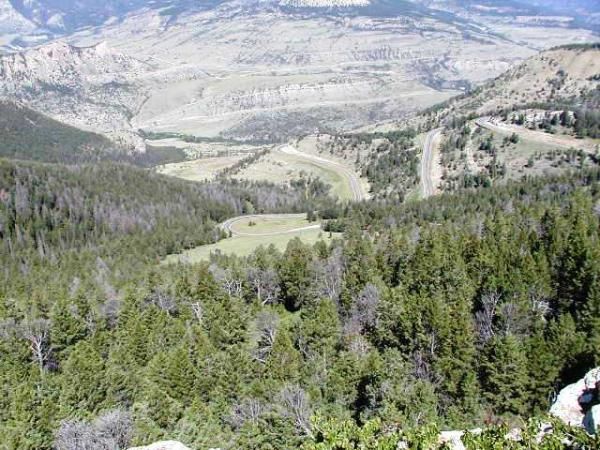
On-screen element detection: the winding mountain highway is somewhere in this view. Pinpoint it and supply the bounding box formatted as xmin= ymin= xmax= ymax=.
xmin=216 ymin=144 xmax=367 ymax=240
xmin=421 ymin=128 xmax=443 ymax=198
xmin=278 ymin=144 xmax=367 ymax=202
xmin=220 ymin=214 xmax=320 ymax=237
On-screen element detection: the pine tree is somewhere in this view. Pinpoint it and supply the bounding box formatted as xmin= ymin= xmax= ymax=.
xmin=582 ymin=277 xmax=600 ymax=364
xmin=265 ymin=328 xmax=302 ymax=382
xmin=278 ymin=238 xmax=315 ymax=311
xmin=298 ymin=298 xmax=341 ymax=357
xmin=49 ymin=296 xmax=87 ymax=358
xmin=59 ymin=341 xmax=106 ymax=416
xmin=482 ymin=334 xmax=529 ymax=416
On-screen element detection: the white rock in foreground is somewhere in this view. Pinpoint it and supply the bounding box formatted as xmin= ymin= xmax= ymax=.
xmin=550 ymin=367 xmax=600 ymax=427
xmin=128 ymin=441 xmax=191 ymax=450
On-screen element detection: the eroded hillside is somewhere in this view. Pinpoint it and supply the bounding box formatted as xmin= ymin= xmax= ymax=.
xmin=0 ymin=0 xmax=596 ymax=148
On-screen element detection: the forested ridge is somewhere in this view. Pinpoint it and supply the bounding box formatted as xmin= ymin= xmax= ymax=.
xmin=0 ymin=158 xmax=335 ymax=306
xmin=2 ymin=156 xmax=600 ymax=447
xmin=0 ymin=101 xmax=189 ymax=166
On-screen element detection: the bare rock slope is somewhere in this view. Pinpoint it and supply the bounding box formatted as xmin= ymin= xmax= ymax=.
xmin=0 ymin=40 xmax=153 ymax=150
xmin=129 ymin=441 xmax=192 ymax=450
xmin=438 ymin=44 xmax=600 ymax=119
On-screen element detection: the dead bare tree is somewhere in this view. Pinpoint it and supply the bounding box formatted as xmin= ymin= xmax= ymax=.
xmin=19 ymin=318 xmax=51 ymax=375
xmin=227 ymin=398 xmax=266 ymax=429
xmin=279 ymin=385 xmax=313 ymax=438
xmin=344 ymin=283 xmax=380 ymax=340
xmin=475 ymin=291 xmax=501 ymax=345
xmin=146 ymin=287 xmax=177 ymax=316
xmin=529 ymin=288 xmax=551 ymax=321
xmin=247 ymin=267 xmax=280 ymax=305
xmin=55 ymin=409 xmax=132 ymax=450
xmin=314 ymin=247 xmax=344 ymax=303
xmin=55 ymin=420 xmax=103 ymax=450
xmin=353 ymin=284 xmax=380 ymax=330
xmin=253 ymin=311 xmax=279 ymax=363
xmin=210 ymin=264 xmax=243 ymax=298
xmin=190 ymin=302 xmax=204 ymax=323
xmin=93 ymin=409 xmax=133 ymax=449
xmin=347 ymin=334 xmax=371 ymax=358
xmin=500 ymin=300 xmax=531 ymax=338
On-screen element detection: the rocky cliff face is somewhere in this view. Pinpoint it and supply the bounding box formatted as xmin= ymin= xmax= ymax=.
xmin=0 ymin=40 xmax=153 ymax=150
xmin=0 ymin=0 xmax=35 ymax=35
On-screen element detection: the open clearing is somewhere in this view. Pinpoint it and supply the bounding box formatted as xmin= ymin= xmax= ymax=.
xmin=235 ymin=145 xmax=366 ymax=201
xmin=476 ymin=118 xmax=600 ymax=152
xmin=157 ymin=155 xmax=246 ymax=181
xmin=472 ymin=119 xmax=600 ymax=179
xmin=223 ymin=214 xmax=320 ymax=236
xmin=165 ymin=215 xmax=340 ymax=263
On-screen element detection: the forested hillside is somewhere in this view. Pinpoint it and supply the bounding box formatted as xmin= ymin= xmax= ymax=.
xmin=2 ymin=161 xmax=600 ymax=448
xmin=0 ymin=101 xmax=121 ymax=163
xmin=0 ymin=101 xmax=188 ymax=166
xmin=0 ymin=158 xmax=335 ymax=299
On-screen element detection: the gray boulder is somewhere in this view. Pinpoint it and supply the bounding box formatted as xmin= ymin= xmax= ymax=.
xmin=128 ymin=442 xmax=191 ymax=450
xmin=550 ymin=367 xmax=600 ymax=429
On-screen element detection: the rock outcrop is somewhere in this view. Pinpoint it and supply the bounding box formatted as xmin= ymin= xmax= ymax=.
xmin=0 ymin=40 xmax=152 ymax=152
xmin=550 ymin=367 xmax=600 ymax=432
xmin=128 ymin=441 xmax=191 ymax=450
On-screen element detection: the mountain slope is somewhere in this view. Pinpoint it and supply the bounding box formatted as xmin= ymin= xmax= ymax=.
xmin=0 ymin=100 xmax=120 ymax=163
xmin=0 ymin=40 xmax=153 ymax=150
xmin=1 ymin=1 xmax=596 ymax=144
xmin=299 ymin=44 xmax=600 ymax=201
xmin=439 ymin=43 xmax=600 ymax=117
xmin=0 ymin=0 xmax=35 ymax=34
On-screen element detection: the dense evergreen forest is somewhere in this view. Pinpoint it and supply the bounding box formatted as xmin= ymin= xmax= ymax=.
xmin=1 ymin=45 xmax=600 ymax=446
xmin=2 ymin=151 xmax=600 ymax=447
xmin=0 ymin=101 xmax=188 ymax=166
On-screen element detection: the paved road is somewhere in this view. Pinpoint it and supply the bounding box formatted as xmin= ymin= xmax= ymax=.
xmin=421 ymin=128 xmax=443 ymax=198
xmin=218 ymin=145 xmax=366 ymax=240
xmin=220 ymin=213 xmax=320 ymax=237
xmin=278 ymin=144 xmax=366 ymax=201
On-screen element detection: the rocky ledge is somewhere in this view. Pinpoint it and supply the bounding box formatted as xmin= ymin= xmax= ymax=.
xmin=550 ymin=366 xmax=600 ymax=434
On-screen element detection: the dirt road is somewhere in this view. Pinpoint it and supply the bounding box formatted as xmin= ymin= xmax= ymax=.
xmin=421 ymin=128 xmax=443 ymax=198
xmin=475 ymin=118 xmax=597 ymax=152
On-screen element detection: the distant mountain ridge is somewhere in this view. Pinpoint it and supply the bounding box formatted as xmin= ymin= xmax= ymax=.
xmin=0 ymin=0 xmax=598 ymax=36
